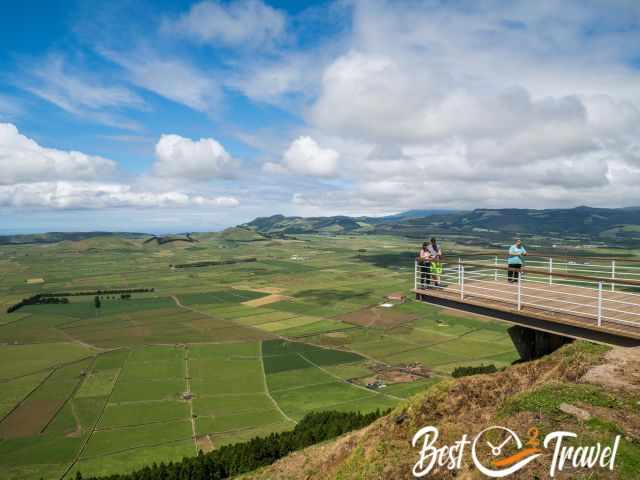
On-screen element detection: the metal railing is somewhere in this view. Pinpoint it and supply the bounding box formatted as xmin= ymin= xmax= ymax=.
xmin=458 ymin=253 xmax=640 ymax=291
xmin=414 ymin=256 xmax=640 ymax=331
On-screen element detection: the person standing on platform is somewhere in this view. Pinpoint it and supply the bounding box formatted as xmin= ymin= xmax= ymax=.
xmin=507 ymin=238 xmax=527 ymax=283
xmin=427 ymin=237 xmax=443 ymax=287
xmin=417 ymin=241 xmax=432 ymax=289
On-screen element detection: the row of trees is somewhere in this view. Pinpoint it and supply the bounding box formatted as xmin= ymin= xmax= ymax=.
xmin=172 ymin=258 xmax=257 ymax=269
xmin=7 ymin=288 xmax=154 ymax=313
xmin=41 ymin=288 xmax=154 ymax=297
xmin=6 ymin=295 xmax=69 ymax=313
xmin=75 ymin=409 xmax=387 ymax=480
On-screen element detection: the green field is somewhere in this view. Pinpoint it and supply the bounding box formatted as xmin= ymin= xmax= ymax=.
xmin=0 ymin=232 xmax=528 ymax=478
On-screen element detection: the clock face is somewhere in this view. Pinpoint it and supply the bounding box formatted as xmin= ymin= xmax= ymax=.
xmin=474 ymin=426 xmax=523 ymax=462
xmin=471 ymin=426 xmax=543 ymax=478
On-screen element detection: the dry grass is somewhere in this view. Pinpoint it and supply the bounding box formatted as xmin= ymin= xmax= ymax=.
xmin=195 ymin=434 xmax=214 ymax=453
xmin=233 ymin=286 xmax=285 ymax=294
xmin=242 ymin=294 xmax=292 ymax=307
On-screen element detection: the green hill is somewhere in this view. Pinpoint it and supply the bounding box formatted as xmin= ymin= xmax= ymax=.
xmin=0 ymin=231 xmax=147 ymax=245
xmin=243 ymin=206 xmax=640 ymax=244
xmin=242 ymin=215 xmax=374 ymax=235
xmin=218 ymin=226 xmax=268 ymax=241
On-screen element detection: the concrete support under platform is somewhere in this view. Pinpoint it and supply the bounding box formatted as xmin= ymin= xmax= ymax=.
xmin=508 ymin=325 xmax=573 ymax=361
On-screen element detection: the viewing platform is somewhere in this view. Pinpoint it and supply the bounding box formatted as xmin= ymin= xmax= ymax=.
xmin=412 ymin=254 xmax=640 ymax=352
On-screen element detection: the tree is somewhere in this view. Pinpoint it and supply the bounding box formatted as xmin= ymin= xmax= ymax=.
xmin=76 ymin=409 xmax=387 ymax=480
xmin=94 ymin=296 xmax=101 ymax=309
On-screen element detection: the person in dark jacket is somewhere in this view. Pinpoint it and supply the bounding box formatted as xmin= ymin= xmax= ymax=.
xmin=417 ymin=241 xmax=432 ymax=289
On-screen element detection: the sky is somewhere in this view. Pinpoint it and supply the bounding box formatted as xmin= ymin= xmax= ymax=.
xmin=1 ymin=0 xmax=640 ymax=233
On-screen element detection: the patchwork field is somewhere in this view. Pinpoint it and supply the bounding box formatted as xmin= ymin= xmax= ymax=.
xmin=0 ymin=233 xmax=522 ymax=478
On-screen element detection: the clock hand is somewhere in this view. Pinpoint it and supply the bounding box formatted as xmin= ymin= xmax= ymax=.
xmin=496 ymin=436 xmax=512 ymax=451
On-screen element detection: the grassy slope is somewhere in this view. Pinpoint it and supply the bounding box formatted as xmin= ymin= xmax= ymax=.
xmin=241 ymin=342 xmax=640 ymax=480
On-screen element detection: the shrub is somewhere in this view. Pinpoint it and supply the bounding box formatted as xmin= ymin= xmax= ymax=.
xmin=451 ymin=364 xmax=498 ymax=378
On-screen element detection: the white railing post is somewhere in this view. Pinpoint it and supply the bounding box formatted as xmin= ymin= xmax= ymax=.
xmin=414 ymin=260 xmax=418 ymax=290
xmin=460 ymin=264 xmax=465 ymax=301
xmin=517 ymin=274 xmax=522 ymax=311
xmin=611 ymin=260 xmax=616 ymax=292
xmin=597 ymin=281 xmax=603 ymax=327
xmin=549 ymin=257 xmax=553 ymax=285
xmin=494 ymin=256 xmax=498 ymax=281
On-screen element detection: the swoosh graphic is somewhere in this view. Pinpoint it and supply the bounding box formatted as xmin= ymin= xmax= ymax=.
xmin=492 ymin=448 xmax=542 ymax=468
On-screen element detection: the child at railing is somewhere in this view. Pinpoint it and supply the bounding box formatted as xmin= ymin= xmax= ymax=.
xmin=427 ymin=237 xmax=443 ymax=287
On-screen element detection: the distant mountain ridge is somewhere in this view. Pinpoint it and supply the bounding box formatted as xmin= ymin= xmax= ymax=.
xmin=241 ymin=206 xmax=640 ymax=243
xmin=4 ymin=206 xmax=640 ymax=246
xmin=0 ymin=231 xmax=148 ymax=245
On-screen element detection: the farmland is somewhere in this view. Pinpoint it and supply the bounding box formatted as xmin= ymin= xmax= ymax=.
xmin=0 ymin=232 xmax=524 ymax=479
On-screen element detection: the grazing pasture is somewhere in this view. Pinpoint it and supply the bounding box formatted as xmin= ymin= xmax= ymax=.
xmin=0 ymin=232 xmax=523 ymax=478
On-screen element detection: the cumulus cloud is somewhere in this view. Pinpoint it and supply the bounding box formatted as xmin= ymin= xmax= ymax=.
xmin=0 ymin=124 xmax=240 ymax=212
xmin=264 ymin=136 xmax=339 ymax=178
xmin=295 ymin=0 xmax=640 ymax=211
xmin=7 ymin=0 xmax=640 ymax=219
xmin=153 ymin=134 xmax=237 ymax=179
xmin=0 ymin=123 xmax=116 ymax=185
xmin=167 ymin=0 xmax=286 ymax=48
xmin=0 ymin=182 xmax=239 ymax=209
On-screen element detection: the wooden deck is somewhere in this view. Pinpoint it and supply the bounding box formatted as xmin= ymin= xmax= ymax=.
xmin=413 ymin=279 xmax=640 ymax=341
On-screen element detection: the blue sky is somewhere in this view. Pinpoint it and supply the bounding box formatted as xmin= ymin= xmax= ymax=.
xmin=1 ymin=0 xmax=640 ymax=233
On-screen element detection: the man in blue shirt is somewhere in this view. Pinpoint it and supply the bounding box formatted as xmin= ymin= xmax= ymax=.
xmin=507 ymin=238 xmax=527 ymax=283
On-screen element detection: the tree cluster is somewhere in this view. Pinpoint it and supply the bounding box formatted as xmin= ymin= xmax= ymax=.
xmin=75 ymin=409 xmax=387 ymax=480
xmin=451 ymin=364 xmax=498 ymax=378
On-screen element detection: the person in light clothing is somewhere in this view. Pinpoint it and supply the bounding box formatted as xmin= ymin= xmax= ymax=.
xmin=507 ymin=238 xmax=527 ymax=283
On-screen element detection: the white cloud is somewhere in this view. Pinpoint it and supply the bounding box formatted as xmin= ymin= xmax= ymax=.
xmin=0 ymin=125 xmax=241 ymax=212
xmin=265 ymin=136 xmax=339 ymax=178
xmin=167 ymin=0 xmax=286 ymax=47
xmin=7 ymin=0 xmax=640 ymax=220
xmin=295 ymin=0 xmax=640 ymax=211
xmin=101 ymin=49 xmax=220 ymax=112
xmin=153 ymin=134 xmax=237 ymax=179
xmin=0 ymin=182 xmax=239 ymax=210
xmin=0 ymin=123 xmax=116 ymax=185
xmin=19 ymin=56 xmax=144 ymax=130
xmin=227 ymin=55 xmax=313 ymax=104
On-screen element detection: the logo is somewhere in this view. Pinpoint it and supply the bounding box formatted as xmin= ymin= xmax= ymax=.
xmin=412 ymin=425 xmax=620 ymax=478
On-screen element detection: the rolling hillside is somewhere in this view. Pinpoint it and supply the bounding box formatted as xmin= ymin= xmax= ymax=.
xmin=242 ymin=206 xmax=640 ymax=244
xmin=243 ymin=342 xmax=640 ymax=480
xmin=0 ymin=231 xmax=148 ymax=245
